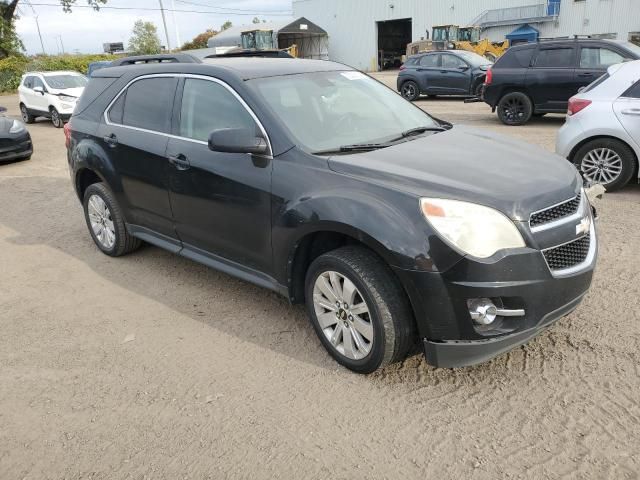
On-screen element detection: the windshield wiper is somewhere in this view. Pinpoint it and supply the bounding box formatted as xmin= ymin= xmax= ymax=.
xmin=312 ymin=143 xmax=392 ymax=155
xmin=401 ymin=126 xmax=447 ymax=137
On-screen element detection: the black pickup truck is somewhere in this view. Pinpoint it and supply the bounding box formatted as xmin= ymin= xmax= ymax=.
xmin=483 ymin=38 xmax=640 ymax=125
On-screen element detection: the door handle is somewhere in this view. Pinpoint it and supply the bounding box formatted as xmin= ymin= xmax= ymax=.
xmin=578 ymin=72 xmax=594 ymax=77
xmin=440 ymin=70 xmax=448 ymax=73
xmin=103 ymin=133 xmax=118 ymax=148
xmin=168 ymin=153 xmax=191 ymax=171
xmin=621 ymin=108 xmax=640 ymax=116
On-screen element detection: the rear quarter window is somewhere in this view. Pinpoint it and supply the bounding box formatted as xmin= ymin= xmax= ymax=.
xmin=74 ymin=77 xmax=118 ymax=116
xmin=622 ymin=80 xmax=640 ymax=98
xmin=494 ymin=47 xmax=535 ymax=68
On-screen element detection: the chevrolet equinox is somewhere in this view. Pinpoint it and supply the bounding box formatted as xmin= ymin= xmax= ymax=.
xmin=66 ymin=58 xmax=598 ymax=373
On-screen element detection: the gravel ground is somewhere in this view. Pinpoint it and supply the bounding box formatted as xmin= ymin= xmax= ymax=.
xmin=1 ymin=77 xmax=639 ymax=480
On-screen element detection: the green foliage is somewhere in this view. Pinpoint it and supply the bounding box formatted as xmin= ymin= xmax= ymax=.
xmin=181 ymin=29 xmax=217 ymax=51
xmin=128 ymin=19 xmax=162 ymax=55
xmin=0 ymin=15 xmax=24 ymax=58
xmin=220 ymin=21 xmax=233 ymax=31
xmin=59 ymin=0 xmax=108 ymax=13
xmin=0 ymin=53 xmax=113 ymax=92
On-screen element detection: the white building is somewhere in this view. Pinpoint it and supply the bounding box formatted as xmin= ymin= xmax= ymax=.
xmin=293 ymin=0 xmax=640 ymax=71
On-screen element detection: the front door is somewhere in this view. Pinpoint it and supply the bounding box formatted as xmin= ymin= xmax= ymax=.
xmin=167 ymin=77 xmax=273 ymax=274
xmin=434 ymin=54 xmax=472 ymax=94
xmin=98 ymin=76 xmax=179 ymax=240
xmin=575 ymin=45 xmax=629 ymax=90
xmin=31 ymin=76 xmax=50 ymax=112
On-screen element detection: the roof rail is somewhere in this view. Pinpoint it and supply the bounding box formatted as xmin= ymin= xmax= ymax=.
xmin=110 ymin=53 xmax=201 ymax=66
xmin=537 ymin=35 xmax=593 ymax=42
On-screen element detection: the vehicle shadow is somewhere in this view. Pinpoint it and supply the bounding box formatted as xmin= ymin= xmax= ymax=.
xmin=2 ymin=175 xmax=629 ymax=383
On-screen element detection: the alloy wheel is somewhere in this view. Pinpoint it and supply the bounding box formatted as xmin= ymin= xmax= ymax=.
xmin=51 ymin=110 xmax=61 ymax=127
xmin=580 ymin=148 xmax=623 ymax=185
xmin=402 ymin=83 xmax=417 ymax=100
xmin=501 ymin=97 xmax=525 ymax=123
xmin=87 ymin=194 xmax=116 ymax=250
xmin=312 ymin=271 xmax=374 ymax=360
xmin=21 ymin=106 xmax=29 ymax=122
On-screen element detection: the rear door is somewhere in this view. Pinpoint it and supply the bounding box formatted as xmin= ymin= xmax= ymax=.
xmin=527 ymin=45 xmax=577 ymax=111
xmin=98 ymin=75 xmax=179 ymax=241
xmin=415 ymin=54 xmax=441 ymax=93
xmin=576 ymin=44 xmax=628 ymax=90
xmin=613 ymin=80 xmax=640 ymax=149
xmin=436 ymin=53 xmax=472 ymax=94
xmin=166 ymin=76 xmax=273 ymax=274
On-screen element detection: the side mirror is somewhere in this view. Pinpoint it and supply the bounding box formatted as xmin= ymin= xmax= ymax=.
xmin=577 ymin=86 xmax=586 ymax=93
xmin=459 ymin=65 xmax=470 ymax=71
xmin=208 ymin=127 xmax=269 ymax=155
xmin=33 ymin=86 xmax=44 ymax=95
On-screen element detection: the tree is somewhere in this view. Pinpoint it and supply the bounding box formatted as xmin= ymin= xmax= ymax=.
xmin=128 ymin=20 xmax=162 ymax=55
xmin=220 ymin=21 xmax=232 ymax=31
xmin=0 ymin=0 xmax=107 ymax=58
xmin=181 ymin=29 xmax=217 ymax=51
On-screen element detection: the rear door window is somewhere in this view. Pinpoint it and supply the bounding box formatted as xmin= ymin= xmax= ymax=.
xmin=580 ymin=47 xmax=626 ymax=68
xmin=178 ymin=78 xmax=256 ymax=142
xmin=534 ymin=48 xmax=575 ymax=68
xmin=119 ymin=77 xmax=178 ymax=133
xmin=419 ymin=54 xmax=439 ymax=67
xmin=622 ymin=80 xmax=640 ymax=98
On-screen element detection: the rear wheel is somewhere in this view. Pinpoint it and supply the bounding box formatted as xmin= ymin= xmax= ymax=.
xmin=20 ymin=104 xmax=35 ymax=124
xmin=400 ymin=81 xmax=420 ymax=101
xmin=83 ymin=183 xmax=141 ymax=256
xmin=497 ymin=92 xmax=533 ymax=126
xmin=305 ymin=246 xmax=415 ymax=374
xmin=573 ymin=138 xmax=636 ymax=191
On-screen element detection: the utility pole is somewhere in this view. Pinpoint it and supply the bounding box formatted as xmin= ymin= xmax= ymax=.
xmin=158 ymin=0 xmax=171 ymax=51
xmin=34 ymin=16 xmax=45 ymax=55
xmin=58 ymin=34 xmax=65 ymax=54
xmin=171 ymin=0 xmax=181 ymax=48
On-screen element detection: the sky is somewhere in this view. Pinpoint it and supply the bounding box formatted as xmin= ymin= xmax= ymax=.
xmin=14 ymin=0 xmax=293 ymax=55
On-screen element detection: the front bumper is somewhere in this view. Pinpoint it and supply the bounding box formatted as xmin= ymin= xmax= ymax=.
xmin=0 ymin=136 xmax=32 ymax=161
xmin=393 ymin=226 xmax=596 ymax=368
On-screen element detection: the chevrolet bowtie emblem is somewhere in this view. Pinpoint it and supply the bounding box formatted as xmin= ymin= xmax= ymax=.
xmin=576 ymin=217 xmax=591 ymax=236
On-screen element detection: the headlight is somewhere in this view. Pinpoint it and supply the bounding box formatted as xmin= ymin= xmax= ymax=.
xmin=9 ymin=119 xmax=26 ymax=134
xmin=59 ymin=95 xmax=77 ymax=102
xmin=420 ymin=198 xmax=526 ymax=258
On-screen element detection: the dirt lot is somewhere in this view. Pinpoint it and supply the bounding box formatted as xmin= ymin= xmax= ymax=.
xmin=1 ymin=76 xmax=639 ymax=480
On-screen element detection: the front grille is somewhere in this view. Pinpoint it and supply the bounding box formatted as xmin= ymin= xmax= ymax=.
xmin=530 ymin=193 xmax=581 ymax=228
xmin=543 ymin=234 xmax=591 ymax=271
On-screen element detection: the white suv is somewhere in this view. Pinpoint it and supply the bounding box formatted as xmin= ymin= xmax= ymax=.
xmin=18 ymin=71 xmax=88 ymax=128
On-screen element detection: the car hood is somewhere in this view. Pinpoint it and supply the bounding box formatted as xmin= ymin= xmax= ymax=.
xmin=327 ymin=125 xmax=581 ymax=221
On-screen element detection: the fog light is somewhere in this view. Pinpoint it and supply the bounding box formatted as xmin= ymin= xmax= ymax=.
xmin=467 ymin=298 xmax=526 ymax=326
xmin=468 ymin=298 xmax=498 ymax=325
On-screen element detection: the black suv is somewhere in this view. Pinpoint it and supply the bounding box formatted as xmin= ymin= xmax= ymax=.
xmin=483 ymin=39 xmax=640 ymax=125
xmin=67 ymin=58 xmax=597 ymax=373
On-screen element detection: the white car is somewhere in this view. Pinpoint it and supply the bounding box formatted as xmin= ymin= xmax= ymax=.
xmin=18 ymin=71 xmax=88 ymax=128
xmin=556 ymin=60 xmax=640 ymax=191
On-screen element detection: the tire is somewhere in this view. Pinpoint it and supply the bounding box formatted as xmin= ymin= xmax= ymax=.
xmin=572 ymin=138 xmax=637 ymax=192
xmin=20 ymin=104 xmax=35 ymax=124
xmin=400 ymin=80 xmax=420 ymax=101
xmin=497 ymin=92 xmax=533 ymax=126
xmin=50 ymin=107 xmax=63 ymax=128
xmin=304 ymin=246 xmax=415 ymax=374
xmin=83 ymin=183 xmax=141 ymax=257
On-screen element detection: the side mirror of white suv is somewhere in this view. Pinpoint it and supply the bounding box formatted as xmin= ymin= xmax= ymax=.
xmin=33 ymin=86 xmax=45 ymax=95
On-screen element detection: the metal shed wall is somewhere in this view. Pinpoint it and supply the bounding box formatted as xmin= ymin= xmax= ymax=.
xmin=293 ymin=0 xmax=640 ymax=71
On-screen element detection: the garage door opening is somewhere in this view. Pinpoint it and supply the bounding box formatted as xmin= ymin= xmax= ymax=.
xmin=377 ymin=18 xmax=412 ymax=71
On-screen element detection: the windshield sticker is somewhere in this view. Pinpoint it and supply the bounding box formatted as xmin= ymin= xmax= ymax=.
xmin=341 ymin=72 xmax=366 ymax=81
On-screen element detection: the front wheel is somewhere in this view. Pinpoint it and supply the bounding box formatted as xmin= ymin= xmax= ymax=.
xmin=573 ymin=138 xmax=637 ymax=191
xmin=497 ymin=92 xmax=533 ymax=126
xmin=50 ymin=108 xmax=63 ymax=128
xmin=305 ymin=246 xmax=415 ymax=374
xmin=400 ymin=81 xmax=420 ymax=101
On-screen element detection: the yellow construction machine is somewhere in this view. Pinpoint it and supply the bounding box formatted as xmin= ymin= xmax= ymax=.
xmin=406 ymin=25 xmax=508 ymax=61
xmin=240 ymin=28 xmax=298 ymax=57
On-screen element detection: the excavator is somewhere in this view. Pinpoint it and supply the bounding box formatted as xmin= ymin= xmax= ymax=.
xmin=240 ymin=28 xmax=298 ymax=58
xmin=406 ymin=25 xmax=508 ymax=62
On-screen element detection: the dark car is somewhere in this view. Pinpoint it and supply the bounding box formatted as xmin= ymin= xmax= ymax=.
xmin=0 ymin=106 xmax=32 ymax=162
xmin=398 ymin=50 xmax=492 ymax=101
xmin=87 ymin=61 xmax=112 ymax=77
xmin=483 ymin=38 xmax=640 ymax=125
xmin=66 ymin=58 xmax=597 ymax=374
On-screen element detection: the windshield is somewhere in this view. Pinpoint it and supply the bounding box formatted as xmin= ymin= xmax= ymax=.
xmin=455 ymin=50 xmax=493 ymax=67
xmin=43 ymin=74 xmax=88 ymax=90
xmin=250 ymin=71 xmax=439 ymax=153
xmin=619 ymin=41 xmax=640 ymax=57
